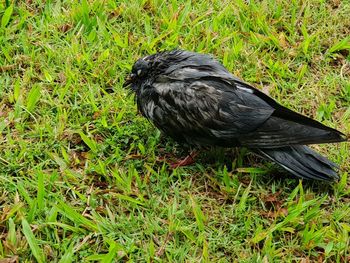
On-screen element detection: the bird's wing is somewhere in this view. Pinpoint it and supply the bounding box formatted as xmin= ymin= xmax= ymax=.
xmin=230 ymin=79 xmax=347 ymax=147
xmin=148 ymin=76 xmax=346 ymax=147
xmin=147 ymin=77 xmax=274 ymax=146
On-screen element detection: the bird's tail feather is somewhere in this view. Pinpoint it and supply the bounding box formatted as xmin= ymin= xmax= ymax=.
xmin=257 ymin=145 xmax=340 ymax=181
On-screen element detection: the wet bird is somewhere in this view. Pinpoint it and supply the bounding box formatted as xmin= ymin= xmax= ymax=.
xmin=123 ymin=49 xmax=347 ymax=181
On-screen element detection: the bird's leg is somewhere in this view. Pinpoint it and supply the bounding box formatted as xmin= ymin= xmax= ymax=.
xmin=170 ymin=150 xmax=198 ymax=169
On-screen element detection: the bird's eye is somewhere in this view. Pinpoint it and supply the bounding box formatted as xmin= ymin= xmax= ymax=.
xmin=137 ymin=69 xmax=142 ymax=76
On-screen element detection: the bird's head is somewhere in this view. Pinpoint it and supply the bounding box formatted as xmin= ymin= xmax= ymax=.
xmin=123 ymin=57 xmax=152 ymax=92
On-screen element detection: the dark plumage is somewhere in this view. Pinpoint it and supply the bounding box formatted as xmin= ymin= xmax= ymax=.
xmin=124 ymin=49 xmax=347 ymax=181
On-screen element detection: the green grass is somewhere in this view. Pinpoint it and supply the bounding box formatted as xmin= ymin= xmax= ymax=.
xmin=0 ymin=0 xmax=350 ymax=261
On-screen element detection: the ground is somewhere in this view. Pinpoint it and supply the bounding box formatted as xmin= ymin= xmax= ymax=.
xmin=0 ymin=0 xmax=350 ymax=262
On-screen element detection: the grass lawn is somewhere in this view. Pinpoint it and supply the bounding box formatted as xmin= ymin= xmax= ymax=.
xmin=1 ymin=0 xmax=350 ymax=261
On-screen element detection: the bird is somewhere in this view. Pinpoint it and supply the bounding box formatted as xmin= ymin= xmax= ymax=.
xmin=123 ymin=49 xmax=348 ymax=181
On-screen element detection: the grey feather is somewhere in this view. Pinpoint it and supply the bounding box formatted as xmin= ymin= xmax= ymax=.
xmin=124 ymin=49 xmax=347 ymax=181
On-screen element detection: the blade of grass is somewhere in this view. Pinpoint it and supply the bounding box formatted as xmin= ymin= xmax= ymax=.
xmin=26 ymin=85 xmax=41 ymax=112
xmin=189 ymin=195 xmax=206 ymax=232
xmin=58 ymin=242 xmax=75 ymax=263
xmin=37 ymin=170 xmax=45 ymax=210
xmin=78 ymin=131 xmax=98 ymax=153
xmin=1 ymin=4 xmax=13 ymax=28
xmin=328 ymin=37 xmax=350 ymax=54
xmin=22 ymin=218 xmax=44 ymax=263
xmin=57 ymin=202 xmax=99 ymax=232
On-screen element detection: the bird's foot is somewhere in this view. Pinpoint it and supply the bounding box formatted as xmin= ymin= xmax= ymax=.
xmin=170 ymin=152 xmax=198 ymax=169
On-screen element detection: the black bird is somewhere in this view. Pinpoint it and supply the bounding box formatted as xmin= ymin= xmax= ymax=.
xmin=124 ymin=49 xmax=347 ymax=181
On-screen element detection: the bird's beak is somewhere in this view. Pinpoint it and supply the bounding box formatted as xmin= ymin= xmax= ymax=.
xmin=123 ymin=73 xmax=135 ymax=87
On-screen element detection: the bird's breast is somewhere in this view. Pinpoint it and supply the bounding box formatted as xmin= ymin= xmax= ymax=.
xmin=141 ymin=100 xmax=156 ymax=120
xmin=136 ymin=85 xmax=159 ymax=121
